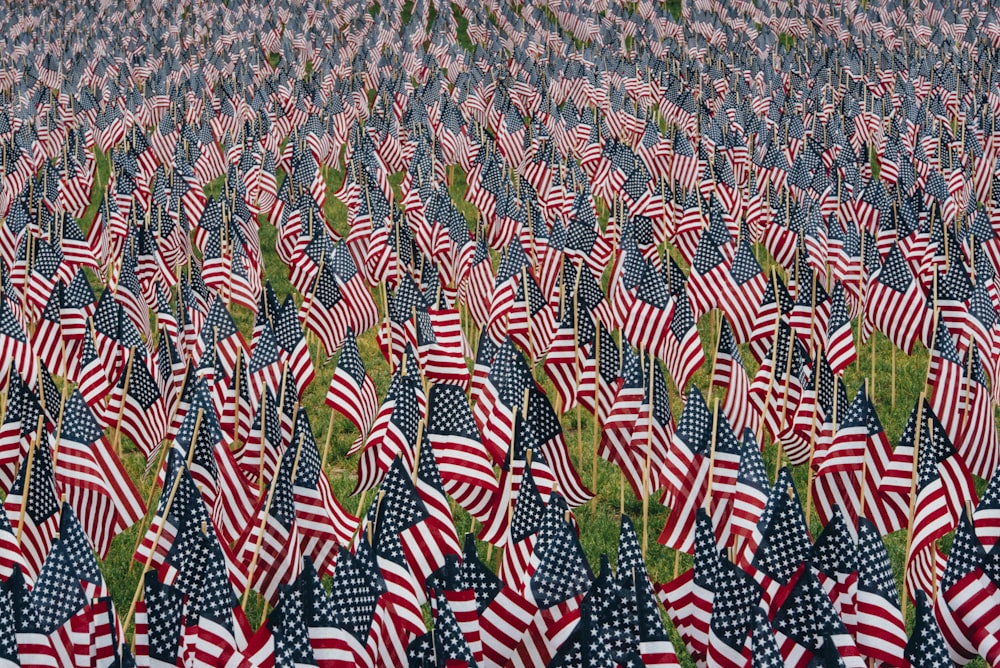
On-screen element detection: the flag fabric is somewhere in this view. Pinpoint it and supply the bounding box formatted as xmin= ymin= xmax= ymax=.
xmin=2 ymin=0 xmax=1000 ymax=663
xmin=812 ymin=382 xmax=908 ymax=536
xmin=939 ymin=511 xmax=995 ymax=665
xmin=906 ymin=591 xmax=953 ymax=668
xmin=325 ymin=329 xmax=378 ymax=450
xmin=771 ymin=566 xmax=865 ymax=668
xmin=855 ymin=518 xmax=907 ymax=665
xmin=864 ymin=244 xmax=928 ymax=354
xmin=236 ymin=436 xmax=304 ymax=606
xmin=658 ymin=510 xmax=719 ymax=662
xmin=4 ymin=422 xmax=59 ymax=581
xmin=425 ymin=384 xmax=498 ymax=523
xmin=53 ymin=389 xmax=146 ymax=558
xmin=105 ymin=355 xmax=169 ymax=461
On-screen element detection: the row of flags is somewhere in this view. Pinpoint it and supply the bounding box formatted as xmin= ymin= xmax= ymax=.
xmin=2 ymin=0 xmax=1000 ymax=663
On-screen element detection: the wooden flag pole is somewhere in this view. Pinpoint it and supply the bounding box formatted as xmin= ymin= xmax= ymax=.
xmin=856 ymin=229 xmax=866 ymax=373
xmin=275 ymin=363 xmax=291 ymax=447
xmin=924 ymin=307 xmax=939 ymax=399
xmin=573 ymin=263 xmax=584 ymax=465
xmin=521 ymin=266 xmax=534 ymax=366
xmin=804 ymin=346 xmax=823 ymax=526
xmin=51 ymin=382 xmax=71 ymax=472
xmin=858 ymin=380 xmax=870 ymax=526
xmin=591 ymin=318 xmax=601 ymax=516
xmin=642 ymin=351 xmax=654 ymax=559
xmin=124 ymin=409 xmax=203 ymax=637
xmin=900 ymin=395 xmax=926 ymax=621
xmin=299 ymin=254 xmax=326 ymax=354
xmin=243 ymin=431 xmax=306 ymax=611
xmin=346 ymin=487 xmax=372 ymax=548
xmin=869 ymin=323 xmax=877 ymax=401
xmin=128 ymin=374 xmax=191 ymax=575
xmin=756 ymin=269 xmax=782 ymax=446
xmin=706 ymin=310 xmax=722 ymax=405
xmin=258 ymin=391 xmax=271 ymax=495
xmin=774 ymin=308 xmax=796 ymax=481
xmin=260 ymin=431 xmax=307 ymax=626
xmin=704 ymin=398 xmax=720 ymax=511
xmin=382 ymin=281 xmax=394 ymax=373
xmin=808 ymin=268 xmax=818 ymax=355
xmin=232 ymin=350 xmax=243 ymax=434
xmin=113 ymin=347 xmax=137 ymax=456
xmin=411 ymin=421 xmax=425 ymax=485
xmin=16 ymin=416 xmax=45 ymax=546
xmin=321 ymin=395 xmax=337 ymax=471
xmin=960 ymin=334 xmax=976 ymax=436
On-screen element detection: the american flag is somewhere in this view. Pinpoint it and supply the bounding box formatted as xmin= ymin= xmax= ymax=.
xmin=247 ymin=321 xmax=284 ymax=407
xmin=747 ymin=607 xmax=784 ymax=668
xmin=976 ymin=472 xmax=1000 ymax=553
xmin=134 ymin=570 xmax=185 ymax=668
xmin=327 ymin=544 xmax=385 ymax=665
xmin=499 ymin=462 xmax=547 ymax=590
xmin=884 ymin=400 xmax=975 ymax=603
xmin=939 ymin=508 xmax=998 ymax=661
xmin=20 ymin=526 xmax=91 ymax=668
xmin=3 ymin=419 xmax=59 ymax=581
xmin=353 ymin=368 xmax=423 ymax=494
xmin=106 ymin=354 xmax=169 ymax=461
xmin=407 ymin=588 xmax=477 ymax=667
xmin=53 ymin=389 xmax=146 ymax=558
xmin=721 ymin=238 xmax=767 ymax=343
xmin=810 ymin=505 xmax=859 ymax=637
xmin=706 ymin=558 xmax=762 ymax=668
xmin=812 ymin=382 xmax=908 ymax=536
xmin=136 ymin=446 xmax=248 ymax=597
xmin=724 ymin=430 xmax=769 ymax=548
xmin=939 ymin=511 xmax=994 ymax=665
xmin=370 ymin=458 xmax=436 ymax=634
xmin=864 ymin=243 xmax=928 ymax=354
xmin=686 ymin=229 xmax=731 ymax=321
xmin=237 ymin=437 xmax=304 ymax=606
xmin=855 ymin=517 xmax=907 ymax=663
xmin=513 ymin=496 xmax=591 ymax=667
xmin=325 ymin=328 xmax=378 ymax=451
xmin=825 ymin=281 xmax=857 ymax=376
xmin=906 ymin=591 xmax=953 ymax=667
xmin=657 ymin=509 xmax=718 ymax=662
xmin=461 ymin=533 xmax=535 ymax=668
xmin=712 ymin=320 xmax=758 ymax=440
xmin=176 ymin=524 xmax=251 ymax=666
xmin=425 ymin=556 xmax=483 ymax=666
xmin=404 ymin=433 xmax=461 ymax=592
xmin=288 ymin=410 xmax=358 ymax=575
xmin=770 ymin=566 xmax=865 ymax=667
xmin=425 ymin=384 xmax=497 ymax=523
xmin=621 ymin=260 xmax=676 ymax=366
xmin=956 ymin=345 xmax=1000 ymax=480
xmin=742 ymin=469 xmax=811 ymax=608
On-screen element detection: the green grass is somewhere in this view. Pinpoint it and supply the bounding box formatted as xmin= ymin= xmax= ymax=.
xmin=70 ymin=140 xmax=991 ymax=668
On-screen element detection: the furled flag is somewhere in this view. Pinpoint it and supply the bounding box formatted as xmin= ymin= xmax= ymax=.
xmin=855 ymin=518 xmax=907 ymax=665
xmin=905 ymin=591 xmax=952 ymax=668
xmin=325 ymin=329 xmax=379 ymax=451
xmin=771 ymin=566 xmax=865 ymax=667
xmin=425 ymin=384 xmax=498 ymax=523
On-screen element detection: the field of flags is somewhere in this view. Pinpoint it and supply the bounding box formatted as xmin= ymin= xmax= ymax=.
xmin=5 ymin=0 xmax=1000 ymax=664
